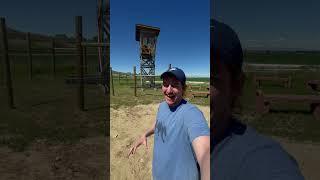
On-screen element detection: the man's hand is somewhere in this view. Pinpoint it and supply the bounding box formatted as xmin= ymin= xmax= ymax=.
xmin=127 ymin=135 xmax=148 ymax=158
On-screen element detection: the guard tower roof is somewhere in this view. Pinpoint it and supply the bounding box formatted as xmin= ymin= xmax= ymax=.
xmin=135 ymin=24 xmax=160 ymax=41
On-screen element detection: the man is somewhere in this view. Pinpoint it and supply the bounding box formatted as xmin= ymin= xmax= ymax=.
xmin=128 ymin=67 xmax=210 ymax=180
xmin=210 ymin=19 xmax=304 ymax=180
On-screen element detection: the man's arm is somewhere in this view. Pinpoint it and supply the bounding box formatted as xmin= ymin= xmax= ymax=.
xmin=128 ymin=120 xmax=156 ymax=157
xmin=192 ymin=136 xmax=210 ymax=180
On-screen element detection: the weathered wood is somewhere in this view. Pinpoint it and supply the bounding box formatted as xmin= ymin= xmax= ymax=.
xmin=256 ymin=90 xmax=320 ymax=120
xmin=75 ymin=16 xmax=85 ymax=111
xmin=307 ymin=80 xmax=320 ymax=92
xmin=26 ymin=32 xmax=32 ymax=80
xmin=51 ymin=38 xmax=56 ymax=77
xmin=190 ymin=91 xmax=210 ymax=98
xmin=83 ymin=46 xmax=87 ymax=74
xmin=110 ymin=67 xmax=114 ymax=96
xmin=1 ymin=17 xmax=15 ymax=108
xmin=254 ymin=75 xmax=291 ymax=88
xmin=134 ymin=66 xmax=137 ymax=97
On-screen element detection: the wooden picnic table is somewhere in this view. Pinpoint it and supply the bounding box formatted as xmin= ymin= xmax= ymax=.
xmin=307 ymin=80 xmax=320 ymax=92
xmin=256 ymin=90 xmax=320 ymax=120
xmin=254 ymin=75 xmax=291 ymax=88
xmin=189 ymin=87 xmax=210 ymax=98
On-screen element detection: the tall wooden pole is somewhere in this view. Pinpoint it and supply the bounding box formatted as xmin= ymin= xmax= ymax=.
xmin=1 ymin=17 xmax=15 ymax=109
xmin=75 ymin=16 xmax=85 ymax=111
xmin=110 ymin=67 xmax=114 ymax=96
xmin=51 ymin=38 xmax=56 ymax=78
xmin=118 ymin=72 xmax=120 ymax=84
xmin=83 ymin=46 xmax=87 ymax=74
xmin=26 ymin=32 xmax=32 ymax=80
xmin=134 ymin=66 xmax=137 ymax=97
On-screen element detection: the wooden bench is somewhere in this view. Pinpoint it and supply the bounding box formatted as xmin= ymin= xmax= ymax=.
xmin=190 ymin=87 xmax=210 ymax=98
xmin=190 ymin=91 xmax=210 ymax=98
xmin=254 ymin=76 xmax=291 ymax=88
xmin=256 ymin=90 xmax=320 ymax=120
xmin=307 ymin=80 xmax=320 ymax=92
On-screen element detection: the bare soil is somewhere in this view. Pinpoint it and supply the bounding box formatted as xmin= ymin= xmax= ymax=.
xmin=110 ymin=103 xmax=208 ymax=180
xmin=0 ymin=136 xmax=108 ymax=180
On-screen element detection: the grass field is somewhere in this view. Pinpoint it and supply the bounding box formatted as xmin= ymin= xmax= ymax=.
xmin=110 ymin=77 xmax=210 ymax=109
xmin=244 ymin=51 xmax=320 ymax=65
xmin=0 ymin=54 xmax=107 ymax=151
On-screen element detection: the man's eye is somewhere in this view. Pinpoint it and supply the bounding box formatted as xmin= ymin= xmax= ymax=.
xmin=172 ymin=84 xmax=180 ymax=88
xmin=163 ymin=82 xmax=169 ymax=87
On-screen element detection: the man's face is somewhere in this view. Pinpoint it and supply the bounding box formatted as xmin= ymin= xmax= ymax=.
xmin=162 ymin=75 xmax=183 ymax=107
xmin=211 ymin=60 xmax=246 ymax=141
xmin=211 ymin=62 xmax=233 ymax=128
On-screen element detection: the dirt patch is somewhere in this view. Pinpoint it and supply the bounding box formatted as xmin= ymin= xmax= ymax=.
xmin=0 ymin=136 xmax=108 ymax=180
xmin=275 ymin=138 xmax=320 ymax=180
xmin=110 ymin=103 xmax=210 ymax=180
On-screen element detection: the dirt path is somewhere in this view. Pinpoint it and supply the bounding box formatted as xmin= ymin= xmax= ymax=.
xmin=110 ymin=103 xmax=210 ymax=180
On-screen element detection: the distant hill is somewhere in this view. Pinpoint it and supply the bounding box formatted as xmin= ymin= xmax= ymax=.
xmin=0 ymin=27 xmax=95 ymax=50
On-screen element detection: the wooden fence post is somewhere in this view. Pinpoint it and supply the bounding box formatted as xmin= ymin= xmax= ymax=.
xmin=75 ymin=16 xmax=85 ymax=111
xmin=110 ymin=67 xmax=114 ymax=96
xmin=134 ymin=66 xmax=137 ymax=97
xmin=118 ymin=72 xmax=120 ymax=84
xmin=83 ymin=46 xmax=87 ymax=74
xmin=51 ymin=38 xmax=56 ymax=78
xmin=26 ymin=32 xmax=32 ymax=80
xmin=1 ymin=17 xmax=15 ymax=109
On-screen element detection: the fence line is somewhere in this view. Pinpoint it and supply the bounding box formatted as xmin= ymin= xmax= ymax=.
xmin=0 ymin=16 xmax=109 ymax=111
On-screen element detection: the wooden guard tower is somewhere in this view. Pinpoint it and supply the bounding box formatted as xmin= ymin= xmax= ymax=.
xmin=135 ymin=24 xmax=160 ymax=88
xmin=97 ymin=0 xmax=110 ymax=93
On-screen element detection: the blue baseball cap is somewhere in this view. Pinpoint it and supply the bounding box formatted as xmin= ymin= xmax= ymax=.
xmin=211 ymin=19 xmax=243 ymax=66
xmin=160 ymin=67 xmax=186 ymax=85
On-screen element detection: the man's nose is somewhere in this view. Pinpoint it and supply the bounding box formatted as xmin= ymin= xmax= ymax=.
xmin=166 ymin=85 xmax=173 ymax=92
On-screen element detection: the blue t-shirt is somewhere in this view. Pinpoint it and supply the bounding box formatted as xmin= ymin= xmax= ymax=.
xmin=152 ymin=100 xmax=210 ymax=180
xmin=211 ymin=120 xmax=304 ymax=180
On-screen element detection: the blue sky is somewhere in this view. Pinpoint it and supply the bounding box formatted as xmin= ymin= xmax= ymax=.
xmin=0 ymin=1 xmax=97 ymax=38
xmin=213 ymin=0 xmax=320 ymax=51
xmin=111 ymin=0 xmax=210 ymax=77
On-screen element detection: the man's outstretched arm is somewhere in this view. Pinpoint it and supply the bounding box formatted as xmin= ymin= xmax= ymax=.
xmin=127 ymin=120 xmax=156 ymax=157
xmin=192 ymin=136 xmax=210 ymax=180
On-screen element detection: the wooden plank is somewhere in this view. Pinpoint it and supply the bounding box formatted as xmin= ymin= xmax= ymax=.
xmin=254 ymin=75 xmax=291 ymax=88
xmin=264 ymin=94 xmax=320 ymax=103
xmin=191 ymin=91 xmax=210 ymax=98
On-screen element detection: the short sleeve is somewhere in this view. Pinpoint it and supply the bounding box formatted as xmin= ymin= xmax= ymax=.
xmin=184 ymin=107 xmax=210 ymax=143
